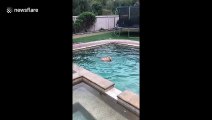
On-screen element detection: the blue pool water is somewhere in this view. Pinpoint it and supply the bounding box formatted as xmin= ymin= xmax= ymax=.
xmin=73 ymin=44 xmax=139 ymax=94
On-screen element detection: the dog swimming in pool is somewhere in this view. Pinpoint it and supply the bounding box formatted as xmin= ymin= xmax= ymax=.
xmin=101 ymin=56 xmax=112 ymax=62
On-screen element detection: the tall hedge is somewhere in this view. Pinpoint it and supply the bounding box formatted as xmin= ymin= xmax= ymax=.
xmin=74 ymin=12 xmax=96 ymax=33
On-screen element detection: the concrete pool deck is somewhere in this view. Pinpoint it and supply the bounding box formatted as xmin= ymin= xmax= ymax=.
xmin=73 ymin=40 xmax=140 ymax=116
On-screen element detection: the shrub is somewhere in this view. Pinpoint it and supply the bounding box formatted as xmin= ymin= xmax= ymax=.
xmin=99 ymin=28 xmax=105 ymax=31
xmin=77 ymin=12 xmax=96 ymax=32
xmin=73 ymin=19 xmax=83 ymax=33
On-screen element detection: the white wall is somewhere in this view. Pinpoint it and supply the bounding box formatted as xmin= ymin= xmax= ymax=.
xmin=73 ymin=15 xmax=119 ymax=32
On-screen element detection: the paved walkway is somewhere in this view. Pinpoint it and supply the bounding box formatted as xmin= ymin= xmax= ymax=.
xmin=73 ymin=31 xmax=112 ymax=39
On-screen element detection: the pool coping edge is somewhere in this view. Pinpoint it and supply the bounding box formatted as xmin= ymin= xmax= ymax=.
xmin=73 ymin=39 xmax=139 ymax=51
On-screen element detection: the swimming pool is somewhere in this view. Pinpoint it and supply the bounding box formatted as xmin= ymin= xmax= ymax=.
xmin=73 ymin=44 xmax=139 ymax=94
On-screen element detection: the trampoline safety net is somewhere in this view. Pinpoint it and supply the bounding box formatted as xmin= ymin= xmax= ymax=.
xmin=117 ymin=6 xmax=139 ymax=28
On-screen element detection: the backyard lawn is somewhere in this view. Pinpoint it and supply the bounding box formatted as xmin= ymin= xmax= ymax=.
xmin=73 ymin=32 xmax=140 ymax=43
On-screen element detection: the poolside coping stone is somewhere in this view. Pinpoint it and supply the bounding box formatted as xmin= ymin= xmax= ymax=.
xmin=80 ymin=68 xmax=115 ymax=91
xmin=117 ymin=90 xmax=140 ymax=109
xmin=73 ymin=64 xmax=115 ymax=92
xmin=73 ymin=77 xmax=83 ymax=85
xmin=117 ymin=90 xmax=140 ymax=116
xmin=73 ymin=39 xmax=139 ymax=51
xmin=106 ymin=88 xmax=122 ymax=100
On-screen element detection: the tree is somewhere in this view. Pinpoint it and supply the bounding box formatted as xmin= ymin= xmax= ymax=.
xmin=79 ymin=0 xmax=91 ymax=12
xmin=134 ymin=1 xmax=140 ymax=6
xmin=73 ymin=0 xmax=138 ymax=15
xmin=92 ymin=3 xmax=103 ymax=15
xmin=73 ymin=0 xmax=92 ymax=16
xmin=106 ymin=0 xmax=114 ymax=10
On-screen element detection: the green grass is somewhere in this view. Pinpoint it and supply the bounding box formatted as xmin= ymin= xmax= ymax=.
xmin=73 ymin=32 xmax=140 ymax=43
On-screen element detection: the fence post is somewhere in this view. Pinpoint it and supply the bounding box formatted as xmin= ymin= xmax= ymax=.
xmin=114 ymin=16 xmax=115 ymax=28
xmin=107 ymin=15 xmax=109 ymax=30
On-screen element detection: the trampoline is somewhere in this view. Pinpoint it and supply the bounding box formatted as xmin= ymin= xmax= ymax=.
xmin=114 ymin=6 xmax=140 ymax=38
